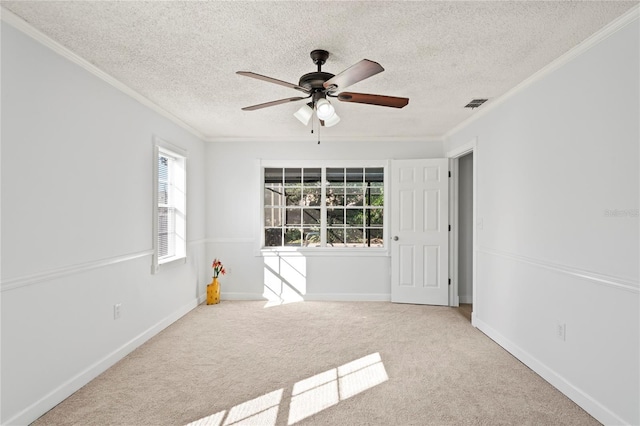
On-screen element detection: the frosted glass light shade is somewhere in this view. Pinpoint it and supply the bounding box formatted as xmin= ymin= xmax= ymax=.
xmin=294 ymin=104 xmax=314 ymax=125
xmin=323 ymin=112 xmax=340 ymax=127
xmin=315 ymin=98 xmax=335 ymax=120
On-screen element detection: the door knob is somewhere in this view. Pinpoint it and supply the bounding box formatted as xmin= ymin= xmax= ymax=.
xmin=393 ymin=236 xmax=399 ymax=241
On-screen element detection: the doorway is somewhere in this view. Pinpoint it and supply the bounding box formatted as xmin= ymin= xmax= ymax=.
xmin=457 ymin=152 xmax=473 ymax=321
xmin=447 ymin=138 xmax=477 ymax=324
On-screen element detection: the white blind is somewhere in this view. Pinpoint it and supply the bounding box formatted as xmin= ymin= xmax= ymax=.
xmin=158 ymin=153 xmax=175 ymax=259
xmin=153 ymin=140 xmax=187 ymax=271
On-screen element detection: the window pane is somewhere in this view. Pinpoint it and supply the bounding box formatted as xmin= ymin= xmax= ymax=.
xmin=345 ymin=209 xmax=363 ymax=227
xmin=327 ymin=208 xmax=344 ymax=225
xmin=365 ymin=186 xmax=383 ymax=206
xmin=285 ymin=187 xmax=302 ymax=206
xmin=303 ymin=168 xmax=321 ymax=186
xmin=285 ymin=168 xmax=302 ymax=185
xmin=326 ymin=188 xmax=344 ymax=206
xmin=265 ymin=228 xmax=282 ymax=247
xmin=265 ymin=168 xmax=283 ymax=184
xmin=264 ymin=208 xmax=283 ymax=227
xmin=346 ymin=168 xmax=364 ymax=186
xmin=302 ymin=208 xmax=320 ymax=225
xmin=158 ymin=207 xmax=169 ymax=257
xmin=326 ymin=168 xmax=344 ymax=186
xmin=264 ymin=184 xmax=284 ymax=206
xmin=327 ymin=228 xmax=345 ymax=246
xmin=367 ymin=228 xmax=384 ymax=247
xmin=158 ymin=156 xmax=169 ymax=181
xmin=158 ymin=182 xmax=168 ymax=205
xmin=304 ymin=187 xmax=321 ymax=206
xmin=346 ymin=228 xmax=364 ymax=246
xmin=158 ymin=206 xmax=175 ymax=258
xmin=365 ymin=167 xmax=384 ymax=184
xmin=303 ymin=228 xmax=321 ymax=247
xmin=346 ymin=187 xmax=364 ymax=206
xmin=367 ymin=208 xmax=383 ymax=227
xmin=285 ymin=208 xmax=301 ymax=225
xmin=284 ymin=228 xmax=302 ymax=246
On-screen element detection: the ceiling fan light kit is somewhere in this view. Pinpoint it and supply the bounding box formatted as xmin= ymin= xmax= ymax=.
xmin=315 ymin=97 xmax=335 ymax=120
xmin=323 ymin=112 xmax=341 ymax=128
xmin=237 ymin=49 xmax=409 ymax=128
xmin=294 ymin=103 xmax=314 ymax=126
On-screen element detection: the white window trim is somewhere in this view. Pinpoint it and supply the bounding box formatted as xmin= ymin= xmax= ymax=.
xmin=152 ymin=136 xmax=188 ymax=273
xmin=258 ymin=159 xmax=389 ymax=257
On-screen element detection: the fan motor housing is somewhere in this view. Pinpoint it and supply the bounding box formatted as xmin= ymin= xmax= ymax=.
xmin=299 ymin=72 xmax=334 ymax=91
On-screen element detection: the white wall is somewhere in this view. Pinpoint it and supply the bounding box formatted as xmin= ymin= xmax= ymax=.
xmin=457 ymin=153 xmax=473 ymax=304
xmin=445 ymin=16 xmax=639 ymax=425
xmin=204 ymin=140 xmax=443 ymax=301
xmin=1 ymin=21 xmax=207 ymax=425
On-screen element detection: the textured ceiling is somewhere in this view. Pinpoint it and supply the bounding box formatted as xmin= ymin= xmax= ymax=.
xmin=2 ymin=1 xmax=638 ymax=141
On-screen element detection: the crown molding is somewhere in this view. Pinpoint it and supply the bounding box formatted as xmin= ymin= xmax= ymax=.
xmin=1 ymin=7 xmax=208 ymax=142
xmin=205 ymin=135 xmax=444 ymax=144
xmin=443 ymin=4 xmax=640 ymax=141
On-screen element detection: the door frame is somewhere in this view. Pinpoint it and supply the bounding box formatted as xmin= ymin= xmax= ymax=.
xmin=446 ymin=138 xmax=477 ymax=325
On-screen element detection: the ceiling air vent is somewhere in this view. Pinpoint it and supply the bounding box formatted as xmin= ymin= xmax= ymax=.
xmin=464 ymin=99 xmax=488 ymax=109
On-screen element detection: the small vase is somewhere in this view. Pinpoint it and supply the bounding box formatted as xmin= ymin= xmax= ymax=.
xmin=207 ymin=277 xmax=220 ymax=305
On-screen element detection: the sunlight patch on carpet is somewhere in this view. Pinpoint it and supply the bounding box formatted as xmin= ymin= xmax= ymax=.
xmin=184 ymin=410 xmax=226 ymax=426
xmin=184 ymin=390 xmax=282 ymax=426
xmin=288 ymin=352 xmax=388 ymax=424
xmin=185 ymin=353 xmax=387 ymax=426
xmin=224 ymin=389 xmax=283 ymax=425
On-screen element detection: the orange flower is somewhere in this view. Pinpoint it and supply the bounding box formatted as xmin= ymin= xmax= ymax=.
xmin=212 ymin=259 xmax=225 ymax=278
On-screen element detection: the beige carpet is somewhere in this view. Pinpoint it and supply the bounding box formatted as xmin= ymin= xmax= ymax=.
xmin=33 ymin=301 xmax=599 ymax=426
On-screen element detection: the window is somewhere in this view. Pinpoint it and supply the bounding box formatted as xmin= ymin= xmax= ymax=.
xmin=263 ymin=166 xmax=385 ymax=249
xmin=153 ymin=141 xmax=186 ymax=270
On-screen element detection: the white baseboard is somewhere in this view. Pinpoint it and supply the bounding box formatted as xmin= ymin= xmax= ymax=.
xmin=474 ymin=317 xmax=627 ymax=426
xmin=459 ymin=295 xmax=473 ymax=304
xmin=5 ymin=298 xmax=200 ymax=426
xmin=221 ymin=292 xmax=264 ymax=300
xmin=221 ymin=292 xmax=391 ymax=302
xmin=304 ymin=293 xmax=391 ymax=302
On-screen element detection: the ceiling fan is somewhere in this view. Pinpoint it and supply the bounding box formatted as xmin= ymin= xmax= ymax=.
xmin=237 ymin=49 xmax=409 ymax=127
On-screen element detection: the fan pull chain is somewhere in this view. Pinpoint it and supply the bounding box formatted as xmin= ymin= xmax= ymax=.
xmin=309 ymin=114 xmax=320 ymax=144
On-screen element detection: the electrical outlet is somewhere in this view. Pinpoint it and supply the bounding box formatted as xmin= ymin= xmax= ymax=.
xmin=114 ymin=304 xmax=122 ymax=320
xmin=556 ymin=322 xmax=566 ymax=341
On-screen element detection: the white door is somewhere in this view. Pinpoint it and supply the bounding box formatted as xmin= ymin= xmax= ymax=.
xmin=391 ymin=159 xmax=449 ymax=305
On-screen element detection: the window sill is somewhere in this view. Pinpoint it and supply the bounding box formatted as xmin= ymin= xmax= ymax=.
xmin=259 ymin=247 xmax=389 ymax=258
xmin=153 ymin=255 xmax=187 ymax=273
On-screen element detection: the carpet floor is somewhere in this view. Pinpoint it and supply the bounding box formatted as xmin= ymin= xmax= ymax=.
xmin=33 ymin=301 xmax=599 ymax=426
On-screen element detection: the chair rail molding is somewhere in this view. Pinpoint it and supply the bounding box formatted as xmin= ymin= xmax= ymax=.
xmin=477 ymin=246 xmax=639 ymax=293
xmin=0 ymin=249 xmax=154 ymax=292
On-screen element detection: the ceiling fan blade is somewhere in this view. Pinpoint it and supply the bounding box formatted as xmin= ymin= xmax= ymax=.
xmin=236 ymin=71 xmax=310 ymax=94
xmin=323 ymin=59 xmax=384 ymax=91
xmin=336 ymin=92 xmax=409 ymax=108
xmin=241 ymin=96 xmax=308 ymax=111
